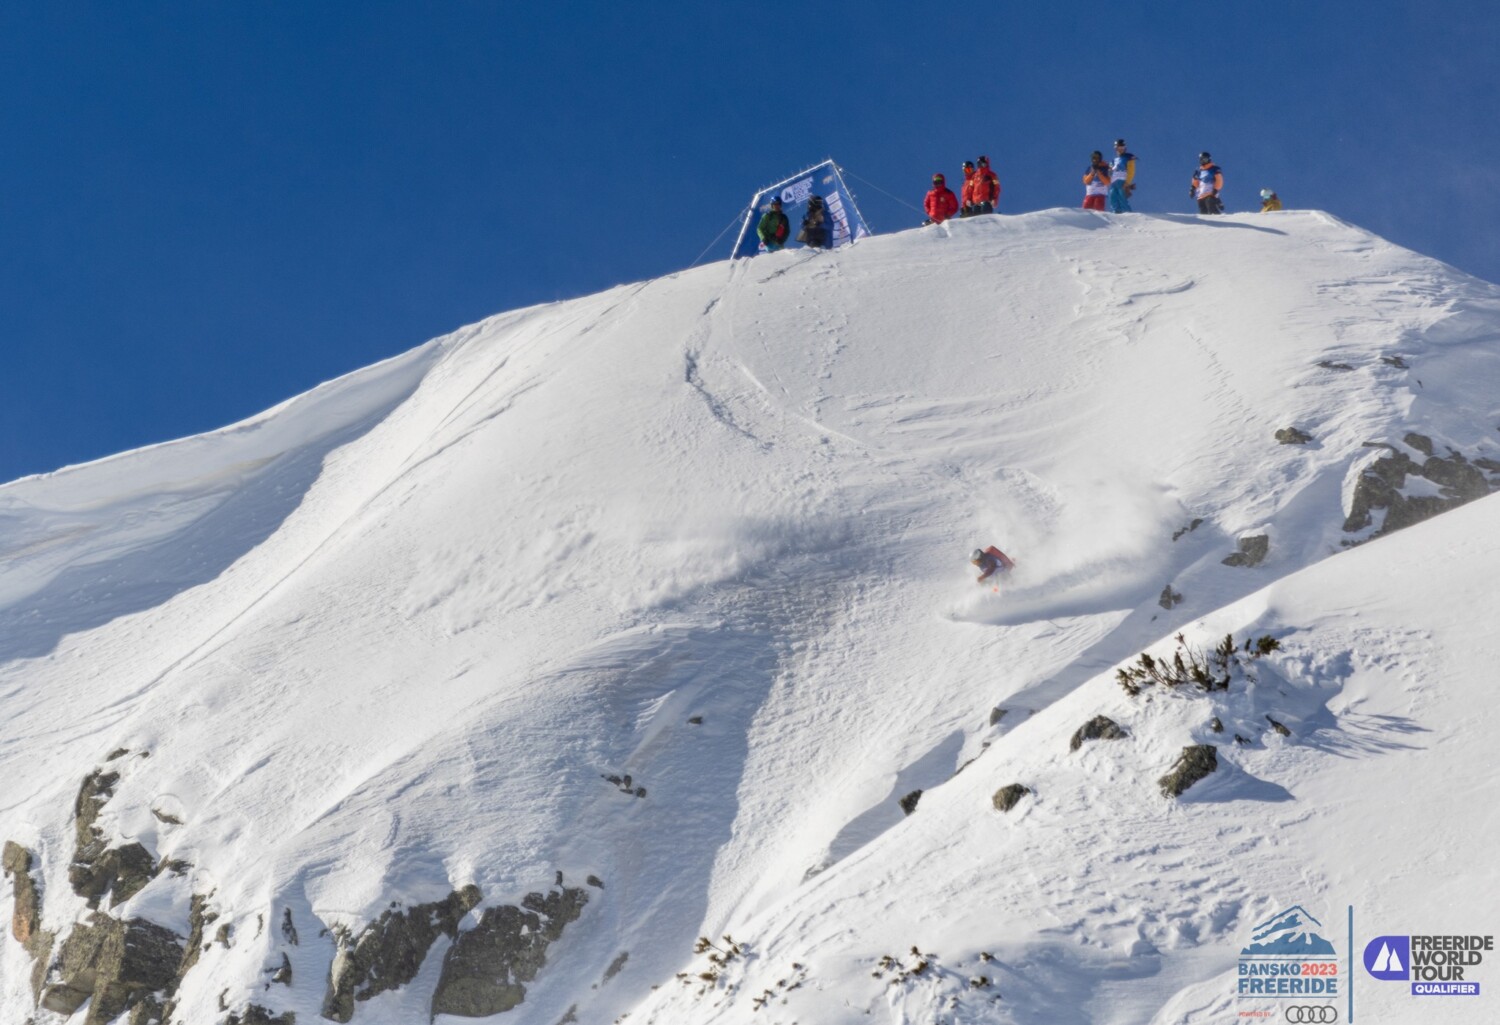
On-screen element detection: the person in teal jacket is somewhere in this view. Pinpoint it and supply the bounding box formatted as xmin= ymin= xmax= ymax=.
xmin=757 ymin=196 xmax=790 ymax=251
xmin=1108 ymin=140 xmax=1136 ymax=213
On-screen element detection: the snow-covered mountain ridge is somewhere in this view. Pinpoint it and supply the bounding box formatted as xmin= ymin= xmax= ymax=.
xmin=3 ymin=210 xmax=1499 ymax=1025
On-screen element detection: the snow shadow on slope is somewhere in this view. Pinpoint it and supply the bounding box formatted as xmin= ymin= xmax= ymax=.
xmin=815 ymin=729 xmax=966 ymax=874
xmin=1174 ymin=763 xmax=1294 ymax=804
xmin=1139 ymin=213 xmax=1288 ymax=236
xmin=0 ymin=403 xmax=414 ymax=665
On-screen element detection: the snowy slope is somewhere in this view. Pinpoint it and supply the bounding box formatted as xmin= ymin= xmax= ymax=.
xmin=2 ymin=209 xmax=1499 ymax=1025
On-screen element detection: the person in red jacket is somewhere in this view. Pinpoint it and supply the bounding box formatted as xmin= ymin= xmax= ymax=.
xmin=959 ymin=160 xmax=977 ymax=216
xmin=971 ymin=545 xmax=1015 ymax=585
xmin=971 ymin=155 xmax=1001 ymax=214
xmin=924 ymin=173 xmax=959 ymax=224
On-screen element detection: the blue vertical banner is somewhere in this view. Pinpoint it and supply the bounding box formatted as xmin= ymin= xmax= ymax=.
xmin=732 ymin=159 xmax=872 ymax=258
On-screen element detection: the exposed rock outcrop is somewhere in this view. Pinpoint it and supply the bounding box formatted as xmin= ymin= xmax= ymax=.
xmin=1171 ymin=518 xmax=1203 ymax=541
xmin=601 ymin=773 xmax=647 ymax=798
xmin=321 ymin=884 xmax=482 ymax=1022
xmin=39 ymin=912 xmax=184 ymax=1025
xmin=602 ymin=951 xmax=629 ymax=983
xmin=3 ymin=840 xmax=55 ymax=1000
xmin=1158 ymin=585 xmax=1183 ymax=609
xmin=271 ymin=952 xmax=293 ymax=986
xmin=430 ymin=885 xmax=590 ymax=1019
xmin=1158 ymin=745 xmax=1218 ymax=798
xmin=162 ymin=892 xmax=219 ymax=1019
xmin=4 ymin=841 xmax=42 ymax=946
xmin=1275 ymin=427 xmax=1313 ymax=445
xmin=1069 ymin=715 xmax=1127 ymax=752
xmin=991 ymin=785 xmax=1031 ymax=813
xmin=224 ymin=1005 xmax=296 ymax=1025
xmin=898 ymin=790 xmax=923 ymax=815
xmin=69 ymin=768 xmax=160 ymax=909
xmin=1222 ymin=534 xmax=1269 ymax=568
xmin=1344 ymin=437 xmax=1494 ymax=536
xmin=128 ymin=994 xmax=167 ymax=1024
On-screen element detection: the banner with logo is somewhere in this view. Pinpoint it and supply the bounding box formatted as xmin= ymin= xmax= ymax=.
xmin=1230 ymin=899 xmax=1496 ymax=1021
xmin=732 ymin=160 xmax=872 ymax=259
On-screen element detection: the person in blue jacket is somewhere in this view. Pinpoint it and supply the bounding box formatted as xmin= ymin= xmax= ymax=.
xmin=1108 ymin=139 xmax=1136 ymax=213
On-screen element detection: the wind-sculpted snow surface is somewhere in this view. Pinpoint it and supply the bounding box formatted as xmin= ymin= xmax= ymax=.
xmin=2 ymin=211 xmax=1500 ymax=1024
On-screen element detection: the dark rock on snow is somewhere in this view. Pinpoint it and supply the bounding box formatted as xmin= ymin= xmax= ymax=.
xmin=223 ymin=1005 xmax=296 ymax=1025
xmin=40 ymin=912 xmax=183 ymax=1025
xmin=991 ymin=785 xmax=1032 ymax=813
xmin=1345 ymin=438 xmax=1493 ymax=535
xmin=1158 ymin=745 xmax=1218 ymax=798
xmin=1171 ymin=518 xmax=1204 ymax=541
xmin=1222 ymin=534 xmax=1269 ymax=568
xmin=1069 ymin=716 xmax=1127 ymax=752
xmin=3 ymin=840 xmax=55 ymax=1000
xmin=321 ymin=884 xmax=483 ymax=1023
xmin=68 ymin=769 xmax=162 ymax=910
xmin=430 ymin=886 xmax=589 ymax=1019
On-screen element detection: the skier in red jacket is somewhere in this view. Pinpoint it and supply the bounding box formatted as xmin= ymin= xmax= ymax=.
xmin=971 ymin=546 xmax=1015 ymax=584
xmin=959 ymin=160 xmax=977 ymax=216
xmin=971 ymin=156 xmax=1001 ymax=214
xmin=924 ymin=174 xmax=959 ymax=224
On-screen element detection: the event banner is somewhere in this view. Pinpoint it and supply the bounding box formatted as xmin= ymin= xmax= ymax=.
xmin=732 ymin=160 xmax=872 ymax=259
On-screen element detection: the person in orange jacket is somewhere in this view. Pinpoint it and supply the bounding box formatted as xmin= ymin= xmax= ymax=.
xmin=971 ymin=155 xmax=1001 ymax=214
xmin=924 ymin=173 xmax=959 ymax=224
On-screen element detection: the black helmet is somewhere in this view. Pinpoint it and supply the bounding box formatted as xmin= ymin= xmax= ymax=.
xmin=1090 ymin=150 xmax=1103 ymax=161
xmin=962 ymin=160 xmax=975 ymax=169
xmin=1114 ymin=139 xmax=1126 ymax=147
xmin=978 ymin=155 xmax=990 ymax=165
xmin=769 ymin=196 xmax=782 ymax=206
xmin=1199 ymin=151 xmax=1212 ymax=162
xmin=971 ymin=549 xmax=985 ymax=561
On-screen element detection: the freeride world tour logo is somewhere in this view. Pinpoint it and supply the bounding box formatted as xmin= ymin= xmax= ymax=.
xmin=1363 ymin=933 xmax=1491 ymax=996
xmin=1237 ymin=905 xmax=1340 ymax=999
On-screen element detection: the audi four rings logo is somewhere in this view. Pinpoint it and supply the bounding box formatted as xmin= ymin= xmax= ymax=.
xmin=1284 ymin=1007 xmax=1337 ymax=1024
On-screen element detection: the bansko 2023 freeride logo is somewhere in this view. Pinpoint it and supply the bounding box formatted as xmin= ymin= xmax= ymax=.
xmin=1363 ymin=933 xmax=1491 ymax=996
xmin=1238 ymin=905 xmax=1340 ymax=999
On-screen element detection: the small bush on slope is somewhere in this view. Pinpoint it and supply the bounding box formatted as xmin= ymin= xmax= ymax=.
xmin=1115 ymin=633 xmax=1280 ymax=696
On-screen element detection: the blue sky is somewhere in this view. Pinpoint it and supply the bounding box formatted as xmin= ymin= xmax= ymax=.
xmin=3 ymin=2 xmax=1496 ymax=484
